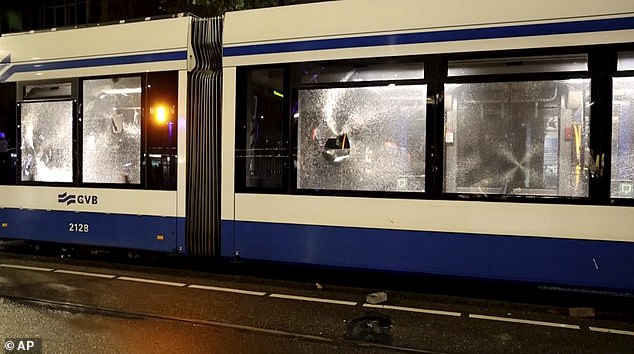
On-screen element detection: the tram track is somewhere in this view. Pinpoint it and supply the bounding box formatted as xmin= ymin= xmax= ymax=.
xmin=0 ymin=293 xmax=443 ymax=354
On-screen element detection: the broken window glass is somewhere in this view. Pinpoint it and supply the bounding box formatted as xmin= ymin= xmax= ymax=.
xmin=444 ymin=80 xmax=590 ymax=197
xmin=611 ymin=76 xmax=634 ymax=198
xmin=20 ymin=100 xmax=74 ymax=182
xmin=297 ymin=84 xmax=427 ymax=192
xmin=82 ymin=77 xmax=141 ymax=184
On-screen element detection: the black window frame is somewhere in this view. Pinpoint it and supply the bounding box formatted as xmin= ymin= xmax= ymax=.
xmin=608 ymin=48 xmax=634 ymax=206
xmin=16 ymin=78 xmax=78 ymax=186
xmin=234 ymin=65 xmax=291 ymax=194
xmin=440 ymin=49 xmax=594 ymax=203
xmin=232 ymin=44 xmax=632 ymax=207
xmin=291 ymin=59 xmax=429 ymax=198
xmin=11 ymin=70 xmax=179 ymax=190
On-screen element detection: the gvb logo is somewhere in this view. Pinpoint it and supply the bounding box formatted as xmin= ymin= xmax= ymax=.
xmin=57 ymin=192 xmax=98 ymax=205
xmin=58 ymin=192 xmax=76 ymax=205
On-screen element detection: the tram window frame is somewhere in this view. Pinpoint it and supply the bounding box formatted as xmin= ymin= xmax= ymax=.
xmin=442 ymin=52 xmax=594 ymax=201
xmin=78 ymin=71 xmax=179 ymax=191
xmin=610 ymin=51 xmax=634 ymax=201
xmin=289 ymin=58 xmax=429 ymax=197
xmin=12 ymin=72 xmax=178 ymax=190
xmin=16 ymin=79 xmax=77 ymax=186
xmin=143 ymin=71 xmax=179 ymax=191
xmin=234 ymin=65 xmax=290 ymax=193
xmin=81 ymin=75 xmax=143 ymax=186
xmin=0 ymin=82 xmax=17 ymax=185
xmin=234 ymin=47 xmax=630 ymax=205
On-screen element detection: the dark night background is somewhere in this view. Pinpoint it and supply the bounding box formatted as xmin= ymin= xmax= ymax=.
xmin=0 ymin=0 xmax=330 ymax=34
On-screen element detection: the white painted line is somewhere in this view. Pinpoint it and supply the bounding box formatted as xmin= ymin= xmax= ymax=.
xmin=589 ymin=326 xmax=634 ymax=336
xmin=53 ymin=269 xmax=116 ymax=279
xmin=469 ymin=314 xmax=580 ymax=330
xmin=0 ymin=264 xmax=54 ymax=272
xmin=269 ymin=293 xmax=357 ymax=306
xmin=363 ymin=303 xmax=461 ymax=317
xmin=188 ymin=284 xmax=266 ymax=296
xmin=117 ymin=276 xmax=186 ymax=287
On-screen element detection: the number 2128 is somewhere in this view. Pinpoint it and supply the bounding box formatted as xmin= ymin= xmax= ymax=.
xmin=69 ymin=223 xmax=90 ymax=233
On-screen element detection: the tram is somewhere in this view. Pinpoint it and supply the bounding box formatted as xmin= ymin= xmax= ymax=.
xmin=2 ymin=0 xmax=634 ymax=291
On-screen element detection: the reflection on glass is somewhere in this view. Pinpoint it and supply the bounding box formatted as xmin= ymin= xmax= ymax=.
xmin=82 ymin=77 xmax=141 ymax=184
xmin=240 ymin=68 xmax=286 ymax=189
xmin=617 ymin=52 xmax=634 ymax=71
xmin=145 ymin=71 xmax=179 ymax=190
xmin=297 ymin=85 xmax=426 ymax=192
xmin=0 ymin=83 xmax=17 ymax=185
xmin=448 ymin=55 xmax=587 ymax=77
xmin=444 ymin=80 xmax=590 ymax=197
xmin=300 ymin=62 xmax=424 ymax=84
xmin=20 ymin=101 xmax=73 ymax=182
xmin=611 ymin=77 xmax=634 ymax=198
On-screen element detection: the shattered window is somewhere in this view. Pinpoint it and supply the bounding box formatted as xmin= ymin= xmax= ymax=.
xmin=297 ymin=85 xmax=427 ymax=192
xmin=82 ymin=77 xmax=141 ymax=184
xmin=20 ymin=100 xmax=74 ymax=182
xmin=611 ymin=77 xmax=634 ymax=198
xmin=444 ymin=80 xmax=591 ymax=197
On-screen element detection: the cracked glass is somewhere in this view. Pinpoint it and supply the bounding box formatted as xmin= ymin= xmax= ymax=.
xmin=82 ymin=77 xmax=141 ymax=184
xmin=297 ymin=85 xmax=427 ymax=192
xmin=20 ymin=100 xmax=73 ymax=182
xmin=611 ymin=77 xmax=634 ymax=198
xmin=444 ymin=80 xmax=591 ymax=197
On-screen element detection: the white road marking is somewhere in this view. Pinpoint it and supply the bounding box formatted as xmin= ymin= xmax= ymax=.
xmin=117 ymin=276 xmax=186 ymax=287
xmin=363 ymin=303 xmax=461 ymax=317
xmin=469 ymin=314 xmax=580 ymax=329
xmin=0 ymin=264 xmax=54 ymax=272
xmin=589 ymin=326 xmax=634 ymax=336
xmin=53 ymin=269 xmax=116 ymax=279
xmin=3 ymin=262 xmax=633 ymax=339
xmin=188 ymin=284 xmax=267 ymax=296
xmin=269 ymin=293 xmax=357 ymax=306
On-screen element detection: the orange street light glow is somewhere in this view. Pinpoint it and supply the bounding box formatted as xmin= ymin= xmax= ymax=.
xmin=155 ymin=105 xmax=167 ymax=124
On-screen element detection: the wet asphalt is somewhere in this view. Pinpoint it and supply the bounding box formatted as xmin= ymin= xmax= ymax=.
xmin=1 ymin=242 xmax=634 ymax=353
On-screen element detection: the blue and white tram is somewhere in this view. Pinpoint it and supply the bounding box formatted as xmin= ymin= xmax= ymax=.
xmin=221 ymin=0 xmax=634 ymax=291
xmin=1 ymin=0 xmax=634 ymax=292
xmin=0 ymin=16 xmax=222 ymax=254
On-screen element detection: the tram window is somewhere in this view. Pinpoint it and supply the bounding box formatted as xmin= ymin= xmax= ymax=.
xmin=444 ymin=80 xmax=590 ymax=197
xmin=20 ymin=100 xmax=74 ymax=182
xmin=21 ymin=82 xmax=73 ymax=100
xmin=617 ymin=52 xmax=634 ymax=71
xmin=611 ymin=76 xmax=634 ymax=198
xmin=145 ymin=71 xmax=178 ymax=190
xmin=448 ymin=55 xmax=588 ymax=76
xmin=299 ymin=62 xmax=424 ymax=84
xmin=82 ymin=76 xmax=141 ymax=184
xmin=0 ymin=83 xmax=17 ymax=184
xmin=237 ymin=68 xmax=286 ymax=189
xmin=297 ymin=84 xmax=427 ymax=192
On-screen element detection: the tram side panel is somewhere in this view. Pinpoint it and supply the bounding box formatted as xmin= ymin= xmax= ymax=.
xmin=222 ymin=0 xmax=634 ymax=291
xmin=0 ymin=17 xmax=193 ymax=252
